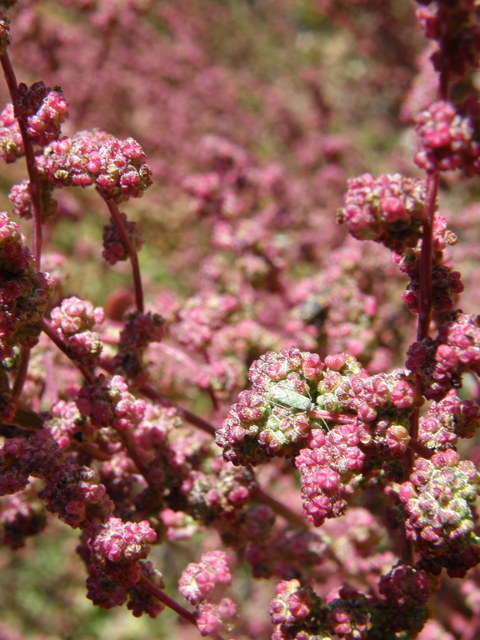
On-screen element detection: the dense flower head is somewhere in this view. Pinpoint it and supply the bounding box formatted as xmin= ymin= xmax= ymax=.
xmin=126 ymin=561 xmax=165 ymax=619
xmin=183 ymin=464 xmax=258 ymax=541
xmin=0 ymin=429 xmax=65 ymax=496
xmin=8 ymin=177 xmax=58 ymax=223
xmin=406 ymin=313 xmax=480 ymax=400
xmin=13 ymin=81 xmax=68 ymax=147
xmin=44 ymin=129 xmax=152 ymax=202
xmin=171 ymin=292 xmax=241 ymax=352
xmin=399 ymin=239 xmax=464 ymax=316
xmin=195 ymin=598 xmax=238 ymax=637
xmin=0 ymin=490 xmax=46 ymax=550
xmin=399 ymin=449 xmax=480 ymax=557
xmin=46 ymin=399 xmax=89 ymax=449
xmin=337 ymin=173 xmax=427 ymax=254
xmin=217 ymin=348 xmax=420 ymax=466
xmin=0 ymin=103 xmax=24 ymax=163
xmin=378 ymin=564 xmax=441 ymax=607
xmin=296 ymin=424 xmax=365 ymax=527
xmin=50 ymin=296 xmax=105 ymax=366
xmin=179 ymin=550 xmax=232 ymax=605
xmin=102 ymin=212 xmax=144 ymax=265
xmin=419 ymin=390 xmax=480 ymax=451
xmin=76 ymin=373 xmax=146 ymax=430
xmin=415 ymin=99 xmax=480 ymax=175
xmin=416 ymin=2 xmax=480 ymax=77
xmin=0 ymin=212 xmax=53 ymax=359
xmin=89 ymin=517 xmax=157 ymax=567
xmin=42 ymin=463 xmax=114 ymax=529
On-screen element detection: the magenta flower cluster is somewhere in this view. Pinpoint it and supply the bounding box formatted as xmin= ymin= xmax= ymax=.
xmin=1 ymin=1 xmax=480 ymax=639
xmin=44 ymin=129 xmax=152 ymax=202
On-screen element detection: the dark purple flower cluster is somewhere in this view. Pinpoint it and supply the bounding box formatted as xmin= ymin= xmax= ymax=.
xmin=407 ymin=312 xmax=480 ymax=400
xmin=76 ymin=373 xmax=146 ymax=430
xmin=400 ymin=448 xmax=480 ymax=558
xmin=337 ymin=173 xmax=426 ymax=254
xmin=0 ymin=212 xmax=52 ymax=361
xmin=415 ymin=0 xmax=480 ymax=77
xmin=102 ymin=212 xmax=144 ymax=265
xmin=112 ymin=311 xmax=165 ymax=381
xmin=43 ymin=129 xmax=152 ymax=202
xmin=80 ymin=517 xmax=157 ymax=610
xmin=14 ymin=81 xmax=69 ymax=147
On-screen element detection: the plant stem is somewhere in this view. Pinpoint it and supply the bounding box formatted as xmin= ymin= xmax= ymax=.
xmin=252 ymin=486 xmax=308 ymax=530
xmin=417 ymin=171 xmax=439 ymax=342
xmin=12 ymin=345 xmax=31 ymax=402
xmin=104 ymin=197 xmax=144 ymax=313
xmin=40 ymin=318 xmax=95 ymax=384
xmin=1 ymin=51 xmax=43 ymax=268
xmin=138 ymin=573 xmax=197 ymax=625
xmin=140 ymin=382 xmax=217 ymax=436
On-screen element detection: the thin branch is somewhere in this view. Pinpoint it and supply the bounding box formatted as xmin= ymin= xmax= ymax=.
xmin=40 ymin=318 xmax=95 ymax=384
xmin=417 ymin=171 xmax=439 ymax=342
xmin=12 ymin=345 xmax=31 ymax=402
xmin=104 ymin=197 xmax=144 ymax=313
xmin=1 ymin=51 xmax=43 ymax=268
xmin=140 ymin=383 xmax=217 ymax=436
xmin=252 ymin=486 xmax=308 ymax=530
xmin=138 ymin=573 xmax=197 ymax=625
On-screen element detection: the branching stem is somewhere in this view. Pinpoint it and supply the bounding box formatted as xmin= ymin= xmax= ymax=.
xmin=104 ymin=197 xmax=144 ymax=313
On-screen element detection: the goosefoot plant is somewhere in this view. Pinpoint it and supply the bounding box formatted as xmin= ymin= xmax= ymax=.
xmin=1 ymin=1 xmax=480 ymax=639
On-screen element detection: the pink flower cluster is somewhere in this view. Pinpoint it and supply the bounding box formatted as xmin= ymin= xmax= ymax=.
xmin=179 ymin=550 xmax=238 ymax=637
xmin=50 ymin=296 xmax=105 ymax=365
xmin=337 ymin=173 xmax=426 ymax=254
xmin=76 ymin=373 xmax=146 ymax=430
xmin=406 ymin=313 xmax=480 ymax=400
xmin=43 ymin=129 xmax=152 ymax=202
xmin=296 ymin=425 xmax=365 ymax=527
xmin=400 ymin=449 xmax=480 ymax=558
xmin=14 ymin=81 xmax=69 ymax=147
xmin=0 ymin=104 xmax=23 ymax=163
xmin=80 ymin=517 xmax=157 ymax=610
xmin=217 ymin=347 xmax=419 ymax=468
xmin=415 ymin=99 xmax=480 ymax=175
xmin=419 ymin=390 xmax=480 ymax=451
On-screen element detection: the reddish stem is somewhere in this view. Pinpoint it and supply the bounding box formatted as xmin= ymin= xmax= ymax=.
xmin=252 ymin=486 xmax=308 ymax=530
xmin=40 ymin=318 xmax=95 ymax=384
xmin=138 ymin=573 xmax=197 ymax=625
xmin=407 ymin=436 xmax=434 ymax=460
xmin=1 ymin=52 xmax=43 ymax=268
xmin=140 ymin=382 xmax=217 ymax=436
xmin=138 ymin=574 xmax=229 ymax=640
xmin=118 ymin=429 xmax=151 ymax=480
xmin=104 ymin=197 xmax=144 ymax=313
xmin=12 ymin=345 xmax=31 ymax=402
xmin=417 ymin=171 xmax=439 ymax=342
